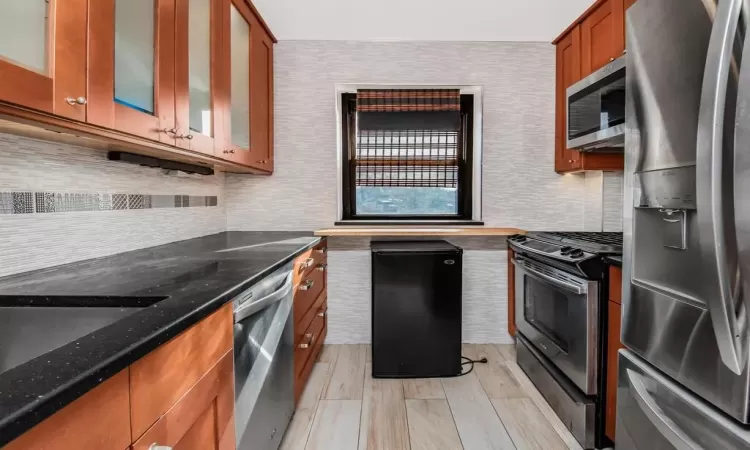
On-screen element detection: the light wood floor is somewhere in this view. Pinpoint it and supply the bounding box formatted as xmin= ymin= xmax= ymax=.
xmin=281 ymin=344 xmax=584 ymax=450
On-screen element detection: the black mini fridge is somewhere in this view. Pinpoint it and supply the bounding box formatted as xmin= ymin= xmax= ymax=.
xmin=371 ymin=241 xmax=462 ymax=378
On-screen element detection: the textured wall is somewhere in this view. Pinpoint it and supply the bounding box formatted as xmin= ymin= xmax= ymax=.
xmin=224 ymin=40 xmax=602 ymax=344
xmin=226 ymin=40 xmax=590 ymax=231
xmin=0 ymin=134 xmax=226 ymax=277
xmin=326 ymin=238 xmax=511 ymax=344
xmin=603 ymin=171 xmax=624 ymax=232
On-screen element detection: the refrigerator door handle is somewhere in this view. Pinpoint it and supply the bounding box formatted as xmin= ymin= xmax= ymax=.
xmin=696 ymin=0 xmax=748 ymax=375
xmin=627 ymin=369 xmax=702 ymax=450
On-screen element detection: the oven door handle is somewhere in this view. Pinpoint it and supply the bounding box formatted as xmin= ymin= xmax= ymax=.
xmin=512 ymin=259 xmax=586 ymax=295
xmin=234 ymin=272 xmax=294 ymax=323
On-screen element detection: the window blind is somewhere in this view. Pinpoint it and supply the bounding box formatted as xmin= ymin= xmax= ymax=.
xmin=354 ymin=89 xmax=462 ymax=188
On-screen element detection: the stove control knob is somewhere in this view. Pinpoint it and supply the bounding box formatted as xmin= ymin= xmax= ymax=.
xmin=569 ymin=249 xmax=584 ymax=258
xmin=560 ymin=246 xmax=573 ymax=255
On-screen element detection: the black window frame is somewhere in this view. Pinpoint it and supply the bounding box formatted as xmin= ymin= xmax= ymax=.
xmin=340 ymin=93 xmax=475 ymax=222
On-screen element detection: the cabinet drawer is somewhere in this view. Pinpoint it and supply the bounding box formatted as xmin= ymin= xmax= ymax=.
xmin=293 ymin=241 xmax=327 ymax=287
xmin=129 ymin=303 xmax=233 ymax=440
xmin=3 ymin=370 xmax=131 ymax=450
xmin=295 ymin=324 xmax=326 ymax=404
xmin=295 ymin=290 xmax=327 ymax=346
xmin=294 ymin=307 xmax=326 ymax=377
xmin=294 ymin=262 xmax=326 ymax=324
xmin=609 ymin=265 xmax=622 ymax=304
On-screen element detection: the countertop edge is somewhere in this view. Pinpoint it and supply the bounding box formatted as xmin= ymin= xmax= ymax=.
xmin=314 ymin=227 xmax=527 ymax=237
xmin=605 ymin=255 xmax=623 ymax=267
xmin=0 ymin=236 xmax=322 ymax=447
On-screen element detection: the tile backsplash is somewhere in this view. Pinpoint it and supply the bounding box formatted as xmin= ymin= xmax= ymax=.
xmin=0 ymin=192 xmax=218 ymax=214
xmin=0 ymin=133 xmax=226 ymax=278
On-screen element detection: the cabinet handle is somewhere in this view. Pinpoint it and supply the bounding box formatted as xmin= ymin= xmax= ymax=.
xmin=300 ymin=279 xmax=314 ymax=291
xmin=299 ymin=333 xmax=316 ymax=349
xmin=301 ymin=257 xmax=314 ymax=269
xmin=316 ymin=263 xmax=328 ymax=272
xmin=317 ymin=307 xmax=327 ymax=317
xmin=149 ymin=445 xmax=173 ymax=450
xmin=65 ymin=96 xmax=87 ymax=106
xmin=315 ymin=248 xmax=327 ymax=254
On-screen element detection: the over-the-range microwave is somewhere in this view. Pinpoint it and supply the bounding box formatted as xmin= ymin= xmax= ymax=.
xmin=566 ymin=55 xmax=626 ymax=151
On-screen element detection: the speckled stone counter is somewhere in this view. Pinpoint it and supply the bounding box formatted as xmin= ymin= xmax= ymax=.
xmin=0 ymin=231 xmax=319 ymax=446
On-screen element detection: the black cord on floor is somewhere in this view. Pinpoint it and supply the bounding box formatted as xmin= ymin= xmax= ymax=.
xmin=457 ymin=356 xmax=488 ymax=376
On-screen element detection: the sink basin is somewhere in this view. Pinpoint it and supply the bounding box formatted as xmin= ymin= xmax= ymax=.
xmin=0 ymin=296 xmax=167 ymax=375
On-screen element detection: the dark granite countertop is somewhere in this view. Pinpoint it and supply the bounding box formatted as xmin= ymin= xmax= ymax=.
xmin=605 ymin=255 xmax=623 ymax=267
xmin=0 ymin=231 xmax=320 ymax=446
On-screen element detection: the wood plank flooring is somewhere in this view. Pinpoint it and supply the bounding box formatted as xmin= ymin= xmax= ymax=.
xmin=281 ymin=344 xmax=583 ymax=450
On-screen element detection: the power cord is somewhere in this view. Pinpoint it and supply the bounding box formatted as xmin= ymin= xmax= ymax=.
xmin=458 ymin=356 xmax=488 ymax=376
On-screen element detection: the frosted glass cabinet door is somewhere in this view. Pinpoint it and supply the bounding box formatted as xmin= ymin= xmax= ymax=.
xmin=88 ymin=0 xmax=174 ymax=142
xmin=175 ymin=0 xmax=217 ymax=154
xmin=229 ymin=2 xmax=251 ymax=151
xmin=0 ymin=0 xmax=87 ymax=119
xmin=0 ymin=1 xmax=49 ymax=75
xmin=114 ymin=0 xmax=156 ymax=114
xmin=188 ymin=0 xmax=212 ymax=137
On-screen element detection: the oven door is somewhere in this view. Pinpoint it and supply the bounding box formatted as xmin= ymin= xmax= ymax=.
xmin=513 ymin=256 xmax=600 ymax=395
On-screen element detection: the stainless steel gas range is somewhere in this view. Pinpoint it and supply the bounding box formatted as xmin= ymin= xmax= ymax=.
xmin=508 ymin=231 xmax=622 ymax=450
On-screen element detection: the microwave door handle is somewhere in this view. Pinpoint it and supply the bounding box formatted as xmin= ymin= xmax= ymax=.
xmin=697 ymin=0 xmax=748 ymax=375
xmin=512 ymin=259 xmax=585 ymax=295
xmin=626 ymin=369 xmax=702 ymax=450
xmin=234 ymin=272 xmax=293 ymax=323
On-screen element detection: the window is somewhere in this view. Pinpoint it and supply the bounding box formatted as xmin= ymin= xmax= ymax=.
xmin=340 ymin=89 xmax=476 ymax=222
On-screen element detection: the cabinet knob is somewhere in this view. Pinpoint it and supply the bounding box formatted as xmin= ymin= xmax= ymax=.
xmin=65 ymin=96 xmax=87 ymax=105
xmin=299 ymin=279 xmax=314 ymax=291
xmin=315 ymin=248 xmax=327 ymax=254
xmin=186 ymin=134 xmax=194 ymax=140
xmin=568 ymin=159 xmax=574 ymax=163
xmin=316 ymin=263 xmax=328 ymax=272
xmin=257 ymin=160 xmax=268 ymax=164
xmin=317 ymin=308 xmax=327 ymax=317
xmin=610 ymin=57 xmax=615 ymax=62
xmin=298 ymin=342 xmax=310 ymax=349
xmin=160 ymin=128 xmax=177 ymax=135
xmin=301 ymin=257 xmax=314 ymax=269
xmin=222 ymin=149 xmax=235 ymax=154
xmin=149 ymin=445 xmax=173 ymax=450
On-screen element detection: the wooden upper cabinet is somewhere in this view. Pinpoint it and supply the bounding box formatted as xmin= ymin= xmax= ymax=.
xmin=174 ymin=0 xmax=222 ymax=156
xmin=88 ymin=0 xmax=176 ymax=144
xmin=580 ymin=0 xmax=625 ymax=76
xmin=250 ymin=18 xmax=275 ymax=172
xmin=554 ymin=28 xmax=582 ymax=173
xmin=0 ymin=0 xmax=88 ymax=121
xmin=218 ymin=0 xmax=274 ymax=171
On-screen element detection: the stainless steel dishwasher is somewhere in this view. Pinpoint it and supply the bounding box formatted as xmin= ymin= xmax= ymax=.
xmin=234 ymin=262 xmax=294 ymax=450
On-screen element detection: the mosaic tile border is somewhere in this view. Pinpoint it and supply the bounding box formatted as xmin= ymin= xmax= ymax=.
xmin=0 ymin=192 xmax=219 ymax=215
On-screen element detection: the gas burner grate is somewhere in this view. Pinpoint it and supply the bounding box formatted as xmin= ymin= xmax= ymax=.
xmin=545 ymin=232 xmax=623 ymax=246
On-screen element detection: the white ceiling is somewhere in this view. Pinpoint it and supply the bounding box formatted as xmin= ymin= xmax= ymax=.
xmin=252 ymin=0 xmax=596 ymax=42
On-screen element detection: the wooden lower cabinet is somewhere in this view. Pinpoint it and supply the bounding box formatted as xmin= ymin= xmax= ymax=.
xmin=132 ymin=352 xmax=235 ymax=450
xmin=293 ymin=239 xmax=328 ymax=403
xmin=2 ymin=370 xmax=131 ymax=450
xmin=2 ymin=304 xmax=234 ymax=450
xmin=605 ymin=265 xmax=624 ymax=441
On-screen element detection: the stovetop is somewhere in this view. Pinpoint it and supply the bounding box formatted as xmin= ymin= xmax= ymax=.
xmin=532 ymin=232 xmax=622 ymax=254
xmin=508 ymin=231 xmax=623 ymax=278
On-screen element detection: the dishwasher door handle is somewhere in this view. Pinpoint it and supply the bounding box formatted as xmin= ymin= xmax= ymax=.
xmin=234 ymin=272 xmax=294 ymax=323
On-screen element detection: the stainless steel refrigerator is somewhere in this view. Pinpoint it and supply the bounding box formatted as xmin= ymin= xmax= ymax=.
xmin=619 ymin=0 xmax=750 ymax=447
